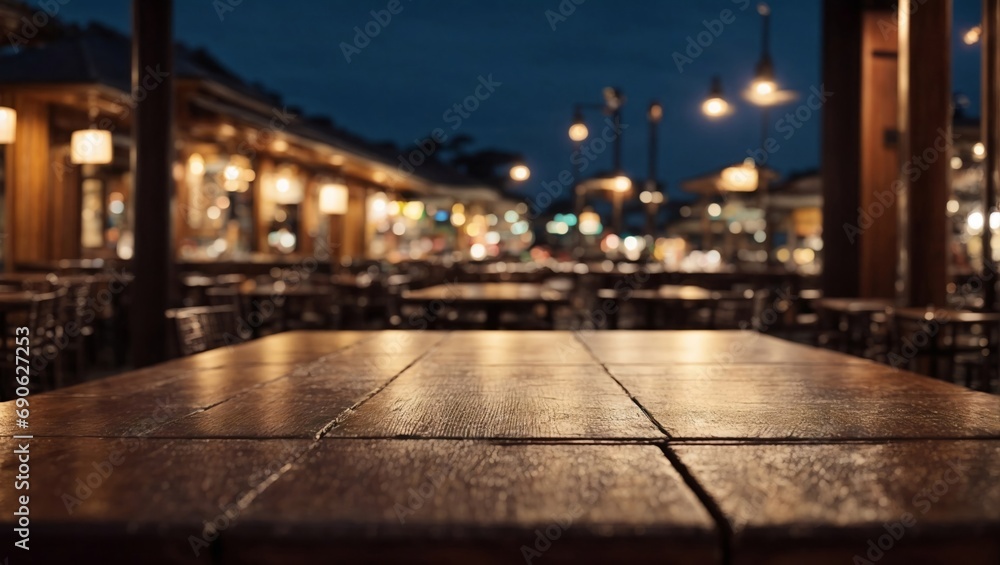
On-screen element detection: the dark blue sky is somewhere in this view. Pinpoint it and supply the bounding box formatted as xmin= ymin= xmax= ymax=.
xmin=45 ymin=0 xmax=982 ymax=201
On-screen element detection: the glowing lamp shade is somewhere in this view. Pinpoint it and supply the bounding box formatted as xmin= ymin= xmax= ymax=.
xmin=0 ymin=107 xmax=16 ymax=144
xmin=568 ymin=122 xmax=589 ymax=142
xmin=703 ymin=98 xmax=729 ymax=117
xmin=71 ymin=129 xmax=113 ymax=164
xmin=720 ymin=160 xmax=759 ymax=192
xmin=510 ymin=164 xmax=531 ymax=182
xmin=612 ymin=175 xmax=632 ymax=192
xmin=319 ymin=183 xmax=349 ymax=215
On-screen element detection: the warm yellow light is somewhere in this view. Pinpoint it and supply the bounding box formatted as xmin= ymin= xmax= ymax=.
xmin=707 ymin=203 xmax=722 ymax=217
xmin=319 ymin=183 xmax=349 ymax=215
xmin=224 ymin=164 xmax=240 ymax=180
xmin=402 ymin=200 xmax=425 ymax=220
xmin=188 ymin=153 xmax=205 ymax=175
xmin=272 ymin=139 xmax=289 ymax=152
xmin=974 ymin=142 xmax=986 ymax=160
xmin=964 ymin=25 xmax=982 ymax=45
xmin=0 ymin=106 xmax=16 ymax=144
xmin=753 ymin=79 xmax=776 ymax=96
xmin=510 ymin=164 xmax=531 ymax=181
xmin=612 ymin=175 xmax=631 ymax=192
xmin=451 ymin=212 xmax=467 ymax=227
xmin=579 ymin=210 xmax=602 ymax=235
xmin=702 ymin=97 xmax=729 ymax=118
xmin=720 ymin=159 xmax=759 ymax=192
xmin=71 ymin=129 xmax=113 ymax=165
xmin=271 ymin=175 xmax=303 ymax=204
xmin=569 ymin=123 xmax=589 ymax=142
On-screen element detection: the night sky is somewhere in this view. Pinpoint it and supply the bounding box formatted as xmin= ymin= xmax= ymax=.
xmin=45 ymin=0 xmax=982 ymax=202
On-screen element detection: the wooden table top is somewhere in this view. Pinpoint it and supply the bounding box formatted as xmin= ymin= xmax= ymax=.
xmin=2 ymin=330 xmax=998 ymax=563
xmin=814 ymin=297 xmax=894 ymax=314
xmin=893 ymin=307 xmax=1000 ymax=323
xmin=402 ymin=283 xmax=568 ymax=303
xmin=0 ymin=290 xmax=35 ymax=309
xmin=598 ymin=284 xmax=752 ymax=304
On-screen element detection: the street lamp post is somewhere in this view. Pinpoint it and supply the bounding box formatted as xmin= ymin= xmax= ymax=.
xmin=569 ymin=88 xmax=627 ymax=243
xmin=643 ymin=101 xmax=664 ymax=238
xmin=701 ymin=2 xmax=792 ymax=266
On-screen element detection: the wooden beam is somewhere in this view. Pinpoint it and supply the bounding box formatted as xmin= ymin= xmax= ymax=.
xmin=897 ymin=0 xmax=951 ymax=307
xmin=983 ymin=0 xmax=1000 ymax=311
xmin=820 ymin=0 xmax=864 ymax=297
xmin=130 ymin=0 xmax=175 ymax=367
xmin=859 ymin=11 xmax=899 ymax=299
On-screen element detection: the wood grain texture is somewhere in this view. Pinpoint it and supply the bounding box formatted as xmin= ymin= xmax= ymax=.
xmin=673 ymin=441 xmax=1000 ymax=564
xmin=421 ymin=331 xmax=592 ymax=365
xmin=0 ymin=437 xmax=311 ymax=564
xmin=577 ymin=330 xmax=871 ymax=365
xmin=330 ymin=363 xmax=664 ymax=439
xmin=611 ymin=364 xmax=1000 ymax=440
xmin=226 ymin=440 xmax=717 ymax=564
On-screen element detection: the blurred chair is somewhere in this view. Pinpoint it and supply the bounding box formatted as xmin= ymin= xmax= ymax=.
xmin=55 ymin=276 xmax=95 ymax=387
xmin=1 ymin=289 xmax=64 ymax=397
xmin=165 ymin=305 xmax=239 ymax=357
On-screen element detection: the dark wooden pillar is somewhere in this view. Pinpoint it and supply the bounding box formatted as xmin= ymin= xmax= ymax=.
xmin=897 ymin=0 xmax=951 ymax=307
xmin=859 ymin=10 xmax=900 ymax=299
xmin=983 ymin=0 xmax=1000 ymax=311
xmin=130 ymin=0 xmax=175 ymax=367
xmin=820 ymin=0 xmax=863 ymax=297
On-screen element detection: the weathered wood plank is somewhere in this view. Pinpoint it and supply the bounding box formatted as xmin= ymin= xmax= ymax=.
xmin=225 ymin=440 xmax=717 ymax=563
xmin=578 ymin=330 xmax=871 ymax=365
xmin=672 ymin=440 xmax=1000 ymax=564
xmin=330 ymin=363 xmax=664 ymax=439
xmin=612 ymin=364 xmax=1000 ymax=440
xmin=0 ymin=437 xmax=312 ymax=564
xmin=421 ymin=331 xmax=592 ymax=365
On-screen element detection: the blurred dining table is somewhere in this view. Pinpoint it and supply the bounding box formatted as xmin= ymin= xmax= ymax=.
xmin=402 ymin=282 xmax=569 ymax=329
xmin=597 ymin=285 xmax=751 ymax=329
xmin=814 ymin=297 xmax=895 ymax=356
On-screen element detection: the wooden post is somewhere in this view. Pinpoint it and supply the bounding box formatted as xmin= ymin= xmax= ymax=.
xmin=130 ymin=0 xmax=175 ymax=366
xmin=983 ymin=0 xmax=999 ymax=311
xmin=820 ymin=0 xmax=863 ymax=298
xmin=897 ymin=0 xmax=951 ymax=307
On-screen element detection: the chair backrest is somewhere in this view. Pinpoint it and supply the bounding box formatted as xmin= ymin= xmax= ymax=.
xmin=165 ymin=305 xmax=238 ymax=356
xmin=29 ymin=289 xmax=65 ymax=341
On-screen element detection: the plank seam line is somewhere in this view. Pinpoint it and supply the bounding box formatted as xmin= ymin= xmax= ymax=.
xmin=210 ymin=332 xmax=454 ymax=553
xmin=658 ymin=443 xmax=733 ymax=565
xmin=132 ymin=332 xmax=388 ymax=437
xmin=313 ymin=331 xmax=452 ymax=439
xmin=572 ymin=332 xmax=731 ymax=564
